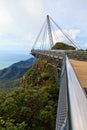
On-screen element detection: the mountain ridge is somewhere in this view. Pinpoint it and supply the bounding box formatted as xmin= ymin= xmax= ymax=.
xmin=0 ymin=57 xmax=37 ymax=89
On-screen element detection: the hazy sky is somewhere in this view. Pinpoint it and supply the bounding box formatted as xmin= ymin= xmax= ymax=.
xmin=0 ymin=0 xmax=87 ymax=57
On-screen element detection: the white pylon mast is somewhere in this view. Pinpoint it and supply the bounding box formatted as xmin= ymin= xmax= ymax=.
xmin=47 ymin=15 xmax=54 ymax=48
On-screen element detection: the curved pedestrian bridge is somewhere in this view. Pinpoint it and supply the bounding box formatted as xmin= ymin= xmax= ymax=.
xmin=31 ymin=15 xmax=87 ymax=130
xmin=31 ymin=49 xmax=87 ymax=130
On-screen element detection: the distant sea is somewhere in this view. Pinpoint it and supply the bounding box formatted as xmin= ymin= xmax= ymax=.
xmin=0 ymin=61 xmax=16 ymax=69
xmin=0 ymin=53 xmax=32 ymax=70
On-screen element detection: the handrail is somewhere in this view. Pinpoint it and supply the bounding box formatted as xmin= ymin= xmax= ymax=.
xmin=66 ymin=56 xmax=87 ymax=130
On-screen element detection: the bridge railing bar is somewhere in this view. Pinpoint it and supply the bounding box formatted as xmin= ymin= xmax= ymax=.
xmin=66 ymin=56 xmax=87 ymax=130
xmin=55 ymin=56 xmax=69 ymax=130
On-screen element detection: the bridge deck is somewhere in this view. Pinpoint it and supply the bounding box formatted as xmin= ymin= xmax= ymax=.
xmin=70 ymin=59 xmax=87 ymax=90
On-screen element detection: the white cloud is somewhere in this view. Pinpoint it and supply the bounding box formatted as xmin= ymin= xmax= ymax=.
xmin=52 ymin=29 xmax=80 ymax=48
xmin=0 ymin=0 xmax=86 ymax=52
xmin=52 ymin=29 xmax=80 ymax=43
xmin=0 ymin=1 xmax=14 ymax=32
xmin=33 ymin=29 xmax=80 ymax=49
xmin=19 ymin=0 xmax=44 ymax=27
xmin=20 ymin=0 xmax=42 ymax=17
xmin=64 ymin=30 xmax=80 ymax=40
xmin=0 ymin=0 xmax=44 ymax=48
xmin=80 ymin=43 xmax=87 ymax=49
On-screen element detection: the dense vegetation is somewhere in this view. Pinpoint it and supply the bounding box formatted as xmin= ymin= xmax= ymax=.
xmin=52 ymin=42 xmax=76 ymax=50
xmin=0 ymin=42 xmax=78 ymax=129
xmin=0 ymin=59 xmax=60 ymax=130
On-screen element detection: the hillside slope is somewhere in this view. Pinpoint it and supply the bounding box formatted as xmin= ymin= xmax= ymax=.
xmin=52 ymin=42 xmax=76 ymax=50
xmin=0 ymin=42 xmax=73 ymax=129
xmin=22 ymin=59 xmax=60 ymax=88
xmin=0 ymin=57 xmax=36 ymax=90
xmin=20 ymin=59 xmax=60 ymax=129
xmin=0 ymin=59 xmax=60 ymax=130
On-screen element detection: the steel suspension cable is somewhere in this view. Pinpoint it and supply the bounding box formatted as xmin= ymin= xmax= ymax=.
xmin=40 ymin=23 xmax=47 ymax=50
xmin=49 ymin=16 xmax=79 ymax=50
xmin=32 ymin=19 xmax=47 ymax=49
xmin=50 ymin=22 xmax=60 ymax=44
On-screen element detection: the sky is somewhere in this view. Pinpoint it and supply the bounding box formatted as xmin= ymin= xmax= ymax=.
xmin=0 ymin=0 xmax=87 ymax=65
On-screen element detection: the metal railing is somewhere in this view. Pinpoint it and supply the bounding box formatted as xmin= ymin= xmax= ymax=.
xmin=55 ymin=57 xmax=69 ymax=130
xmin=66 ymin=56 xmax=87 ymax=130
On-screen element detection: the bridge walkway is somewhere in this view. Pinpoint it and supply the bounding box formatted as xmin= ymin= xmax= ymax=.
xmin=70 ymin=59 xmax=87 ymax=94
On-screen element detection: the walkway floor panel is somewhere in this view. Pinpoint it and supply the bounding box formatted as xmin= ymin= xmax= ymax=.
xmin=70 ymin=59 xmax=87 ymax=89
